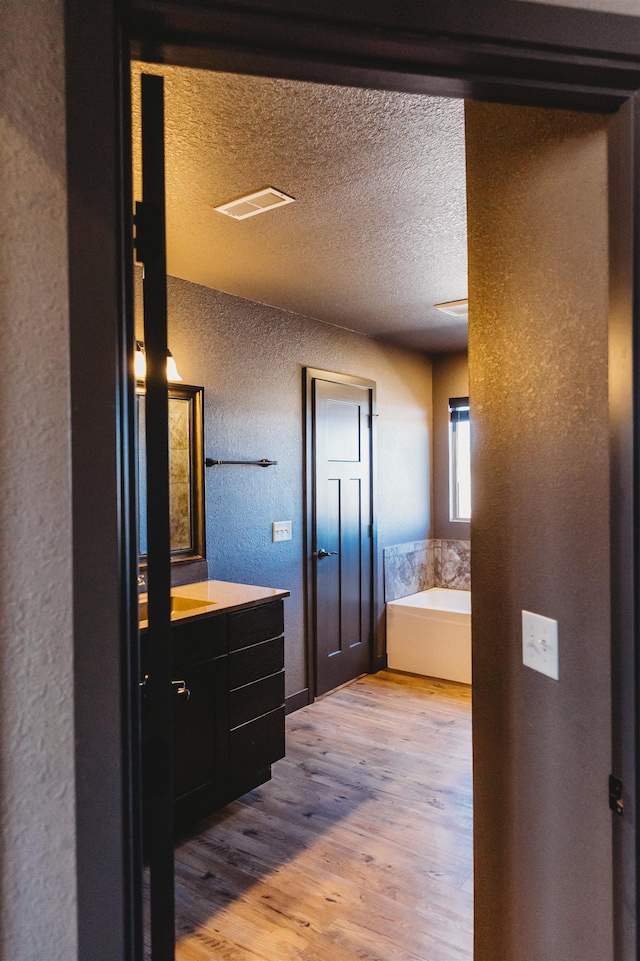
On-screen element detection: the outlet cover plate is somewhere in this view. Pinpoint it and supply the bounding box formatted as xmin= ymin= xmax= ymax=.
xmin=522 ymin=610 xmax=559 ymax=680
xmin=272 ymin=520 xmax=292 ymax=543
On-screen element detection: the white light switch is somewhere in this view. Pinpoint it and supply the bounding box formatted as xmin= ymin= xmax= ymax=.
xmin=522 ymin=610 xmax=559 ymax=680
xmin=272 ymin=520 xmax=292 ymax=543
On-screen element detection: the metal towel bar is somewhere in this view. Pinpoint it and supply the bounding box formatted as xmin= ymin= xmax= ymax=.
xmin=205 ymin=457 xmax=277 ymax=467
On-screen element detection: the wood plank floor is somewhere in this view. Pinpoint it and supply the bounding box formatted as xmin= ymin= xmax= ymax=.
xmin=155 ymin=670 xmax=473 ymax=960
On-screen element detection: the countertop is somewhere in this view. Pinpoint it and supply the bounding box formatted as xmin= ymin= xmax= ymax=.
xmin=139 ymin=578 xmax=290 ymax=630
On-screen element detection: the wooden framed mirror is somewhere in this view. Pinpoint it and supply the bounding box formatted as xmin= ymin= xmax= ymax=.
xmin=137 ymin=384 xmax=205 ymax=567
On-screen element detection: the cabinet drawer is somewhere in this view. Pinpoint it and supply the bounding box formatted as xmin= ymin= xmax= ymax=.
xmin=228 ymin=601 xmax=284 ymax=652
xmin=229 ymin=671 xmax=285 ymax=729
xmin=229 ymin=635 xmax=284 ymax=689
xmin=229 ymin=706 xmax=285 ymax=776
xmin=172 ymin=614 xmax=227 ymax=669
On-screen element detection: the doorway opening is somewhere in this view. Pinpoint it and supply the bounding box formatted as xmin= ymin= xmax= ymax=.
xmin=131 ymin=58 xmax=614 ymax=961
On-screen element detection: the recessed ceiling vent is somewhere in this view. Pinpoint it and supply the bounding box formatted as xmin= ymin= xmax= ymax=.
xmin=434 ymin=298 xmax=468 ymax=319
xmin=213 ymin=187 xmax=296 ymax=221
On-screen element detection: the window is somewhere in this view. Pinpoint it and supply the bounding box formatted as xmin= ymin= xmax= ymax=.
xmin=449 ymin=396 xmax=471 ymax=522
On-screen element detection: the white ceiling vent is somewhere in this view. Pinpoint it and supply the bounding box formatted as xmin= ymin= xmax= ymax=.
xmin=213 ymin=187 xmax=296 ymax=221
xmin=434 ymin=298 xmax=468 ymax=319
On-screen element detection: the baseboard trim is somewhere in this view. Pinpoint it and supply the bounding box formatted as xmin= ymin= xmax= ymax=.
xmin=285 ymin=688 xmax=310 ymax=714
xmin=315 ymin=673 xmax=367 ymax=701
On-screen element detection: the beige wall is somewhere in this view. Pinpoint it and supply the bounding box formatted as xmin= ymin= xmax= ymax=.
xmin=466 ymin=102 xmax=612 ymax=961
xmin=0 ymin=0 xmax=77 ymax=958
xmin=432 ymin=352 xmax=469 ymax=541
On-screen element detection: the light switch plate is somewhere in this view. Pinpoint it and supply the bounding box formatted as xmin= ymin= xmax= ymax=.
xmin=272 ymin=520 xmax=292 ymax=543
xmin=522 ymin=610 xmax=559 ymax=680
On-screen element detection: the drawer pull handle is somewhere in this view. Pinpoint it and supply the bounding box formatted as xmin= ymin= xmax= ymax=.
xmin=172 ymin=679 xmax=191 ymax=700
xmin=138 ymin=675 xmax=191 ymax=701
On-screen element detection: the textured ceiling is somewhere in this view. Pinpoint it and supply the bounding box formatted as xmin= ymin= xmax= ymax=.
xmin=516 ymin=0 xmax=638 ymax=9
xmin=131 ymin=63 xmax=468 ymax=353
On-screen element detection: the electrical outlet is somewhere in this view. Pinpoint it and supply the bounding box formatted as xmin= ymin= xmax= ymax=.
xmin=272 ymin=521 xmax=292 ymax=543
xmin=522 ymin=610 xmax=559 ymax=680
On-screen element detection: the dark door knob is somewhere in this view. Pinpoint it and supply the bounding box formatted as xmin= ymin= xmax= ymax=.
xmin=316 ymin=549 xmax=338 ymax=558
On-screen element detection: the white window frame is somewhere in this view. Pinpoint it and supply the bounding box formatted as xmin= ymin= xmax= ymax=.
xmin=449 ymin=397 xmax=471 ymax=523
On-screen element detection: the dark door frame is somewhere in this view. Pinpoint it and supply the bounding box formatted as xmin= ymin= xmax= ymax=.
xmin=65 ymin=3 xmax=640 ymax=959
xmin=304 ymin=368 xmax=378 ymax=700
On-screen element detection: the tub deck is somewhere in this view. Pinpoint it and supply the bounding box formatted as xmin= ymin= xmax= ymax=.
xmin=386 ymin=588 xmax=472 ymax=683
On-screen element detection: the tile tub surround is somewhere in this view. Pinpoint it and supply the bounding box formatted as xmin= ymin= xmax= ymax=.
xmin=383 ymin=540 xmax=434 ymax=602
xmin=384 ymin=538 xmax=470 ymax=600
xmin=434 ymin=539 xmax=471 ymax=591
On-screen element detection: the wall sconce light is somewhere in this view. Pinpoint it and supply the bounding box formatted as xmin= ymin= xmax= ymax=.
xmin=166 ymin=350 xmax=182 ymax=383
xmin=134 ymin=341 xmax=146 ymax=380
xmin=135 ymin=340 xmax=183 ymax=383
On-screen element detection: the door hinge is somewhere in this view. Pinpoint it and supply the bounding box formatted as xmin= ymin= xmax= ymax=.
xmin=133 ymin=200 xmax=163 ymax=264
xmin=609 ymin=774 xmax=623 ymax=816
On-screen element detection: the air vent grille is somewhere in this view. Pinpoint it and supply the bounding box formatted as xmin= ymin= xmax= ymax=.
xmin=434 ymin=299 xmax=468 ymax=319
xmin=213 ymin=187 xmax=296 ymax=220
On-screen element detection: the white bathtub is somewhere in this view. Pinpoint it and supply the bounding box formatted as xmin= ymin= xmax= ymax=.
xmin=386 ymin=588 xmax=471 ymax=684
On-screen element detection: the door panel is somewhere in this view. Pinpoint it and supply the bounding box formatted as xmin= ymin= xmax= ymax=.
xmin=343 ymin=476 xmax=363 ymax=649
xmin=313 ymin=377 xmax=373 ymax=695
xmin=172 ymin=658 xmax=220 ymax=800
xmin=327 ymin=399 xmax=362 ymax=460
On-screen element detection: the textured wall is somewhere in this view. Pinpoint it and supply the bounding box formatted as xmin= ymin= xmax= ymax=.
xmin=138 ymin=276 xmax=433 ymax=696
xmin=466 ymin=102 xmax=612 ymax=961
xmin=0 ymin=1 xmax=77 ymax=958
xmin=432 ymin=352 xmax=469 ymax=540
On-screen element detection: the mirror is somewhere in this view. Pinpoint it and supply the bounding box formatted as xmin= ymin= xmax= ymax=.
xmin=137 ymin=384 xmax=205 ymax=566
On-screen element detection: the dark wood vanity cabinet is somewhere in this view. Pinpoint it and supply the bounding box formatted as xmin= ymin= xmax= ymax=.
xmin=142 ymin=597 xmax=286 ymax=833
xmin=227 ymin=603 xmax=286 ymax=798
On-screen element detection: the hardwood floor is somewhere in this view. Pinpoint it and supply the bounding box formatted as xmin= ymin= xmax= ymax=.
xmin=162 ymin=670 xmax=473 ymax=960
